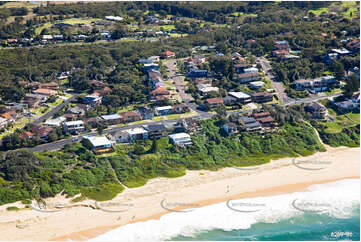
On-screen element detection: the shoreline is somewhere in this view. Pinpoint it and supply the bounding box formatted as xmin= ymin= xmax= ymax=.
xmin=0 ymin=146 xmax=359 ymax=241
xmin=53 ymin=176 xmax=359 ymax=241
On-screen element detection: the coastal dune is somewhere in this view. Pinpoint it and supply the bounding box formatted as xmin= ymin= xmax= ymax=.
xmin=0 ymin=146 xmax=359 ymax=241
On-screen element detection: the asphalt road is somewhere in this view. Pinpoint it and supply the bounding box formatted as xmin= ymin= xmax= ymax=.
xmin=257 ymin=57 xmax=294 ymax=105
xmin=31 ymin=94 xmax=77 ymax=125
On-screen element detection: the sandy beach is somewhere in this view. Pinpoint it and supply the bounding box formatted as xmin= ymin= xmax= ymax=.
xmin=0 ymin=146 xmax=359 ymax=241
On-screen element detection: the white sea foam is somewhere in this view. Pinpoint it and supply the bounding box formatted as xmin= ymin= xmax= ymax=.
xmin=90 ymin=179 xmax=360 ymax=241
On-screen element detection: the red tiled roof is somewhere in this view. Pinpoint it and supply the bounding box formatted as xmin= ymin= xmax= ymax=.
xmin=31 ymin=125 xmax=53 ymax=137
xmin=206 ymin=98 xmax=223 ymax=104
xmin=252 ymin=112 xmax=271 ymax=118
xmin=19 ymin=131 xmax=34 ymax=140
xmin=163 ymin=51 xmax=175 ymax=56
xmin=256 ymin=116 xmax=275 ymax=123
xmin=150 ymin=86 xmax=170 ymax=95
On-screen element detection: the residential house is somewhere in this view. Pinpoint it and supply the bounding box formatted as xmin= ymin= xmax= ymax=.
xmin=239 ymin=116 xmax=263 ymax=132
xmin=33 ymin=88 xmax=57 ymax=96
xmin=334 ymin=101 xmax=360 ymax=113
xmin=228 ymin=91 xmax=252 ymax=104
xmin=293 ymin=76 xmax=337 ymax=92
xmin=119 ymin=111 xmax=142 ymax=123
xmin=19 ymin=131 xmax=34 ymax=140
xmin=252 ymin=112 xmax=276 ymax=127
xmin=57 ymin=72 xmax=70 ymax=80
xmin=234 ymin=63 xmax=249 ymax=74
xmin=138 ymin=106 xmax=154 ymax=120
xmin=174 ymin=118 xmax=201 ymax=134
xmin=101 ymin=114 xmax=122 ymax=125
xmin=222 ymin=122 xmax=238 ymax=136
xmin=63 ymin=113 xmax=78 ymax=121
xmin=63 ymin=120 xmax=85 ymax=134
xmin=143 ymin=63 xmax=159 ymax=72
xmin=126 ymin=127 xmax=149 ymax=142
xmin=251 ymin=92 xmax=273 ymax=103
xmin=168 ymin=133 xmax=192 ymax=146
xmin=44 ymin=116 xmax=66 ymax=127
xmin=305 ymin=102 xmax=328 ymax=119
xmin=84 ymin=93 xmax=102 ymax=106
xmin=187 ymin=69 xmax=208 ymax=78
xmin=331 ymin=48 xmax=352 ymax=55
xmin=84 ymin=135 xmax=114 ymax=154
xmin=351 ymin=92 xmax=360 ymax=103
xmin=42 ymin=35 xmax=53 ymax=41
xmin=222 ymin=95 xmax=237 ymax=106
xmin=143 ymin=124 xmax=167 ymax=139
xmin=236 ymin=72 xmax=261 ymax=83
xmin=346 ymin=39 xmax=360 ymax=52
xmin=90 ymin=80 xmax=106 ymax=89
xmin=0 ymin=117 xmax=7 ymax=128
xmin=161 ymin=51 xmax=176 ymax=59
xmin=272 ymin=49 xmax=289 ymax=58
xmin=155 ymin=106 xmax=173 ymax=116
xmin=147 ymin=70 xmax=162 ymax=87
xmin=84 ymin=117 xmax=102 ymax=128
xmin=150 ymin=86 xmax=171 ymax=101
xmin=39 ymin=82 xmax=59 ymax=90
xmin=23 ymin=96 xmax=41 ymax=108
xmin=66 ymin=106 xmax=86 ymax=117
xmin=249 ymin=81 xmax=265 ymax=90
xmin=31 ymin=125 xmax=53 ymax=139
xmin=197 ymin=83 xmax=219 ymax=95
xmin=172 ymin=103 xmax=190 ymax=114
xmin=243 ymin=67 xmax=259 ymax=73
xmin=1 ymin=112 xmax=15 ymax=123
xmin=149 ymin=56 xmax=160 ymax=62
xmin=274 ymin=40 xmax=289 ymax=50
xmin=94 ymin=87 xmax=111 ymax=97
xmin=205 ymin=98 xmax=224 ymax=109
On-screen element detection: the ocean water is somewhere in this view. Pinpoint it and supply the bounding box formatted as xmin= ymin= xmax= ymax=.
xmin=91 ymin=179 xmax=360 ymax=241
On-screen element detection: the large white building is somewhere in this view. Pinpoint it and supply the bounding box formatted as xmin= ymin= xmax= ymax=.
xmin=169 ymin=133 xmax=192 ymax=146
xmin=63 ymin=120 xmax=85 ymax=133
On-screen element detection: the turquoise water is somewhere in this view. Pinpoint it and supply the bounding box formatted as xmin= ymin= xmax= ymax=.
xmin=171 ymin=208 xmax=360 ymax=241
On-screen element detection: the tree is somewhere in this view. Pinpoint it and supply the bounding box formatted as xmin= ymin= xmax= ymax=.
xmin=343 ymin=74 xmax=359 ymax=98
xmin=133 ymin=143 xmax=145 ymax=155
xmin=150 ymin=138 xmax=158 ymax=153
xmin=333 ymin=61 xmax=345 ymax=81
xmin=97 ymin=124 xmax=104 ymax=135
xmin=3 ymin=150 xmax=42 ymax=182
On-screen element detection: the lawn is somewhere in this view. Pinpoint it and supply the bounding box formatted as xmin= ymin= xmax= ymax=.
xmin=165 ymin=114 xmax=181 ymax=120
xmin=152 ymin=116 xmax=164 ymax=121
xmin=117 ymin=105 xmax=134 ymax=113
xmin=35 ymin=17 xmax=102 ymax=35
xmin=323 ymin=112 xmax=360 ymax=134
xmin=0 ymin=117 xmax=31 ymax=138
xmin=308 ymin=7 xmax=329 ymax=15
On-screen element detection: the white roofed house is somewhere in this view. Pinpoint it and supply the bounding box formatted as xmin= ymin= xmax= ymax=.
xmin=228 ymin=91 xmax=252 ymax=104
xmin=63 ymin=120 xmax=85 ymax=134
xmin=0 ymin=117 xmax=7 ymax=128
xmin=196 ymin=83 xmax=219 ymax=95
xmin=169 ymin=133 xmax=192 ymax=146
xmin=83 ymin=135 xmax=115 ymax=154
xmin=126 ymin=127 xmax=149 ymax=142
xmin=44 ymin=116 xmax=66 ymax=127
xmin=155 ymin=106 xmax=173 ymax=116
xmin=101 ymin=114 xmax=122 ymax=125
xmin=249 ymin=81 xmax=265 ymax=90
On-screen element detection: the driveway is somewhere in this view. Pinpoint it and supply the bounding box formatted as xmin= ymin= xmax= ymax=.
xmin=257 ymin=57 xmax=294 ymax=105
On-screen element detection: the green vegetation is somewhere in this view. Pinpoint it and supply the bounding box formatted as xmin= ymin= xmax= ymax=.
xmin=6 ymin=206 xmax=20 ymax=211
xmin=0 ymin=118 xmax=326 ymax=205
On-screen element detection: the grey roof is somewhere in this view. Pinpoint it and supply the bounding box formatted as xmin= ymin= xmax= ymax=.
xmin=239 ymin=116 xmax=257 ymax=124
